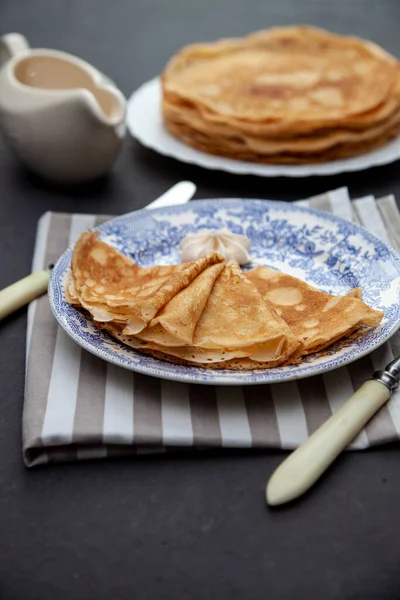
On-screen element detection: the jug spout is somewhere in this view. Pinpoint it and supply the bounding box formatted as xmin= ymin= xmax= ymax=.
xmin=0 ymin=33 xmax=30 ymax=65
xmin=80 ymin=84 xmax=126 ymax=129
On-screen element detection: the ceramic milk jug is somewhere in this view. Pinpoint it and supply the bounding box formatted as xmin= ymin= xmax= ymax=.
xmin=0 ymin=33 xmax=126 ymax=183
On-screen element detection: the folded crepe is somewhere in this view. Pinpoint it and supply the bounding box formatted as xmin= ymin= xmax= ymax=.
xmin=66 ymin=232 xmax=383 ymax=371
xmin=67 ymin=231 xmax=224 ymax=334
xmin=103 ymin=263 xmax=300 ymax=368
xmin=246 ymin=266 xmax=383 ymax=356
xmin=137 ymin=262 xmax=226 ymax=346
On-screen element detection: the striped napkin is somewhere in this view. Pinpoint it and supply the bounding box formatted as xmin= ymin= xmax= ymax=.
xmin=23 ymin=188 xmax=400 ymax=467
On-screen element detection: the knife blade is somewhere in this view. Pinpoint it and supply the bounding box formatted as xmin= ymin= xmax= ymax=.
xmin=266 ymin=355 xmax=400 ymax=506
xmin=0 ymin=181 xmax=197 ymax=321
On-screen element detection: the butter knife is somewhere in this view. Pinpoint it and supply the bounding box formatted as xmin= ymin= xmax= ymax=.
xmin=266 ymin=355 xmax=400 ymax=506
xmin=0 ymin=180 xmax=196 ymax=321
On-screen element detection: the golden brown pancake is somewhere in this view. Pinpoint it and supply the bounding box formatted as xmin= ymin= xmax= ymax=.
xmin=163 ymin=112 xmax=400 ymax=164
xmin=162 ymin=95 xmax=400 ymax=155
xmin=163 ymin=71 xmax=400 ymax=136
xmin=190 ymin=262 xmax=299 ymax=359
xmin=137 ymin=262 xmax=225 ymax=346
xmin=246 ymin=266 xmax=383 ymax=355
xmin=68 ymin=231 xmax=224 ymax=334
xmin=161 ymin=26 xmax=400 ymax=163
xmin=163 ymin=27 xmax=397 ymax=122
xmin=97 ymin=263 xmax=300 ymax=368
xmin=66 ymin=232 xmax=383 ymax=371
xmin=97 ymin=328 xmax=302 ymax=370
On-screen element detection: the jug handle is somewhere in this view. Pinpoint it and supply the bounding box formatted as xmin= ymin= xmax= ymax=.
xmin=0 ymin=33 xmax=30 ymax=65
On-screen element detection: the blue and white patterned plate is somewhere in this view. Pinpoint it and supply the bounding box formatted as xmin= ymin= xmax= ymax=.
xmin=49 ymin=200 xmax=400 ymax=386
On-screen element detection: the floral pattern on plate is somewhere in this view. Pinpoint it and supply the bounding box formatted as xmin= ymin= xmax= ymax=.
xmin=49 ymin=199 xmax=400 ymax=385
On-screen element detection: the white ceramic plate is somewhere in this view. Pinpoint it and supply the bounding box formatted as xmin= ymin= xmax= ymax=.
xmin=126 ymin=78 xmax=400 ymax=178
xmin=49 ymin=199 xmax=400 ymax=386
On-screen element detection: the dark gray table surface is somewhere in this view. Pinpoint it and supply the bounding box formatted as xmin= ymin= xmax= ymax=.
xmin=1 ymin=1 xmax=400 ymax=599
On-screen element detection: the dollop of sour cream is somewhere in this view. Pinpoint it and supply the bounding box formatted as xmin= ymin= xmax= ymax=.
xmin=180 ymin=228 xmax=251 ymax=265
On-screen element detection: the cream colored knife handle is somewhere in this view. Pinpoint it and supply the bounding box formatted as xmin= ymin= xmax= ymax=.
xmin=266 ymin=379 xmax=391 ymax=506
xmin=0 ymin=270 xmax=50 ymax=320
xmin=145 ymin=181 xmax=196 ymax=210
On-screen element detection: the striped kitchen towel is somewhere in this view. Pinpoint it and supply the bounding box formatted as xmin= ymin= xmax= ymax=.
xmin=23 ymin=188 xmax=400 ymax=466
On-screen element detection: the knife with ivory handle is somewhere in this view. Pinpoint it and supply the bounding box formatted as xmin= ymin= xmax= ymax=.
xmin=0 ymin=180 xmax=196 ymax=321
xmin=266 ymin=355 xmax=400 ymax=506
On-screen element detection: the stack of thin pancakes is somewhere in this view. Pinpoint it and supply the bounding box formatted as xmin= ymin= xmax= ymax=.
xmin=161 ymin=26 xmax=400 ymax=164
xmin=65 ymin=232 xmax=383 ymax=370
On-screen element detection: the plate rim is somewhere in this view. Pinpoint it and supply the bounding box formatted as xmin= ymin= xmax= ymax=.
xmin=126 ymin=77 xmax=400 ymax=178
xmin=49 ymin=198 xmax=400 ymax=386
